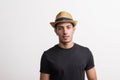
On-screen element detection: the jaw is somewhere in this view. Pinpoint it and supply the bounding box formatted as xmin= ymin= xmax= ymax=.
xmin=58 ymin=39 xmax=74 ymax=49
xmin=59 ymin=37 xmax=73 ymax=44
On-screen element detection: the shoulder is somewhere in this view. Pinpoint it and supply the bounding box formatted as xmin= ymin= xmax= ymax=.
xmin=42 ymin=44 xmax=58 ymax=56
xmin=75 ymin=43 xmax=89 ymax=50
xmin=75 ymin=43 xmax=92 ymax=54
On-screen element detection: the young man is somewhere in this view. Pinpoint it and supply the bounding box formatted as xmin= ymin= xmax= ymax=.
xmin=40 ymin=11 xmax=97 ymax=80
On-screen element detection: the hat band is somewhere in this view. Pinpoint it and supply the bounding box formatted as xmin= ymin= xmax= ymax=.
xmin=55 ymin=17 xmax=72 ymax=22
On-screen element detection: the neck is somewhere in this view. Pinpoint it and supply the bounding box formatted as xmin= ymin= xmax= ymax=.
xmin=58 ymin=41 xmax=74 ymax=49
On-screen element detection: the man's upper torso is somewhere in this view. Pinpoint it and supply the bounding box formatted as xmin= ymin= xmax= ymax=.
xmin=40 ymin=43 xmax=94 ymax=80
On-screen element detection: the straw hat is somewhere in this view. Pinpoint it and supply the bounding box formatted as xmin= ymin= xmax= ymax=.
xmin=50 ymin=11 xmax=77 ymax=28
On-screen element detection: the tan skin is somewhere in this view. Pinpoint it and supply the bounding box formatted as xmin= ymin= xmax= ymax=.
xmin=40 ymin=22 xmax=97 ymax=80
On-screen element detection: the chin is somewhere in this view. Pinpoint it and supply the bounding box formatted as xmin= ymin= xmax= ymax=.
xmin=61 ymin=40 xmax=72 ymax=44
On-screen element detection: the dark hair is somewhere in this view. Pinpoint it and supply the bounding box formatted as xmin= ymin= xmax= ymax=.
xmin=54 ymin=22 xmax=74 ymax=29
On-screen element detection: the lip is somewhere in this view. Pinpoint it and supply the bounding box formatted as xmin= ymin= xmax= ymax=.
xmin=63 ymin=36 xmax=69 ymax=37
xmin=62 ymin=36 xmax=69 ymax=39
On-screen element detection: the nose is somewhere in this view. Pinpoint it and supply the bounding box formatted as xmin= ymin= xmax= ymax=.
xmin=63 ymin=28 xmax=67 ymax=35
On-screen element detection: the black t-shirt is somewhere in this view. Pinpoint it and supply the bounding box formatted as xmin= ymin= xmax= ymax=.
xmin=40 ymin=43 xmax=95 ymax=80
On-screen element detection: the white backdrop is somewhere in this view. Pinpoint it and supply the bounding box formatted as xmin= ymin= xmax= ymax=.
xmin=0 ymin=0 xmax=120 ymax=80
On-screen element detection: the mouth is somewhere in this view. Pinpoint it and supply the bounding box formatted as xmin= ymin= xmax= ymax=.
xmin=62 ymin=36 xmax=70 ymax=39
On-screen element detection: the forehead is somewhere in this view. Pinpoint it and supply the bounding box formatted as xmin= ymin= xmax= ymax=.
xmin=56 ymin=22 xmax=73 ymax=27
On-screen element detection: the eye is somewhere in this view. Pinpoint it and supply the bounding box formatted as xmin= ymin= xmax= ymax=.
xmin=67 ymin=25 xmax=72 ymax=29
xmin=57 ymin=26 xmax=63 ymax=30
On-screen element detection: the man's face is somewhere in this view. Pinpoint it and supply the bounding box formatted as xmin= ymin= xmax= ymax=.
xmin=54 ymin=22 xmax=75 ymax=44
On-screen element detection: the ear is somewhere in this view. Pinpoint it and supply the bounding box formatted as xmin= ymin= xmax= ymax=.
xmin=73 ymin=26 xmax=76 ymax=33
xmin=74 ymin=26 xmax=76 ymax=30
xmin=54 ymin=29 xmax=58 ymax=35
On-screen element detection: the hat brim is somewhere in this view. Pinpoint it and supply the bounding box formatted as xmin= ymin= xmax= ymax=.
xmin=50 ymin=20 xmax=77 ymax=28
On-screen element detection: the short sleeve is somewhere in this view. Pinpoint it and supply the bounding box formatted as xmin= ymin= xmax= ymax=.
xmin=40 ymin=52 xmax=50 ymax=74
xmin=85 ymin=48 xmax=95 ymax=71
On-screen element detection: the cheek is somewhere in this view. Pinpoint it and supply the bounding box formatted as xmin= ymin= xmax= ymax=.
xmin=69 ymin=30 xmax=74 ymax=35
xmin=57 ymin=31 xmax=63 ymax=36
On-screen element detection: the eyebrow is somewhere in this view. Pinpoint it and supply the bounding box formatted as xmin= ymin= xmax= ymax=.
xmin=57 ymin=24 xmax=72 ymax=27
xmin=57 ymin=26 xmax=63 ymax=28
